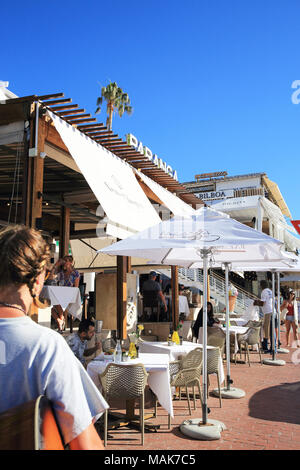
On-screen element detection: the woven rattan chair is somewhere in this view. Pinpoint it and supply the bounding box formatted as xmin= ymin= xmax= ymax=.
xmin=101 ymin=338 xmax=116 ymax=353
xmin=99 ymin=363 xmax=148 ymax=446
xmin=206 ymin=347 xmax=223 ymax=407
xmin=207 ymin=327 xmax=226 ymax=357
xmin=235 ymin=327 xmax=262 ymax=366
xmin=167 ymin=348 xmax=203 ymax=428
xmin=244 ymin=320 xmax=262 ymax=328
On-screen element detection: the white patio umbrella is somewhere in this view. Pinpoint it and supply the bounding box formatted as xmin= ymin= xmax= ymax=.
xmin=100 ymin=206 xmax=295 ymax=438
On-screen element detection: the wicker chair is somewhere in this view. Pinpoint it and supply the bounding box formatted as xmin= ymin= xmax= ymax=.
xmin=244 ymin=320 xmax=262 ymax=328
xmin=167 ymin=348 xmax=203 ymax=428
xmin=206 ymin=347 xmax=223 ymax=407
xmin=207 ymin=327 xmax=226 ymax=357
xmin=99 ymin=363 xmax=148 ymax=446
xmin=102 ymin=338 xmax=116 ymax=353
xmin=235 ymin=327 xmax=262 ymax=366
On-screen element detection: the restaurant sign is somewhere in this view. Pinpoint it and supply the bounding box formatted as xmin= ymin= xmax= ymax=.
xmin=126 ymin=133 xmax=178 ymax=181
xmin=195 ymin=189 xmax=234 ymax=200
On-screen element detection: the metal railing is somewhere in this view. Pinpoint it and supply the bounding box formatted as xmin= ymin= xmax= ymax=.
xmin=176 ymin=268 xmax=259 ymax=314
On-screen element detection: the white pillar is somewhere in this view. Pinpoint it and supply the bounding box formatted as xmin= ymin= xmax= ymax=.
xmin=256 ymin=198 xmax=263 ymax=232
xmin=84 ymin=272 xmax=95 ymax=293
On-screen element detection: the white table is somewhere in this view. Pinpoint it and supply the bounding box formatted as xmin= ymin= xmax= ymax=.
xmin=41 ymin=286 xmax=82 ymax=320
xmin=139 ymin=341 xmax=224 ymax=384
xmin=87 ymin=352 xmax=173 ymax=417
xmin=221 ymin=325 xmax=248 ymax=353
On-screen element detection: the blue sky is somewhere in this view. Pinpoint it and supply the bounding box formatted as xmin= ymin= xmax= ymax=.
xmin=2 ymin=0 xmax=300 ymax=222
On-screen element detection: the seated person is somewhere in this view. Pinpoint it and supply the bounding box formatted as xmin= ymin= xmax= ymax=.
xmin=51 ymin=256 xmax=80 ymax=331
xmin=44 ymin=267 xmax=58 ymax=286
xmin=66 ymin=319 xmax=101 ymax=367
xmin=192 ymin=301 xmax=220 ymax=340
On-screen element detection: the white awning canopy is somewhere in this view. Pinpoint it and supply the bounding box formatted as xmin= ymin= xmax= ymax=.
xmin=47 ymin=111 xmax=161 ymax=238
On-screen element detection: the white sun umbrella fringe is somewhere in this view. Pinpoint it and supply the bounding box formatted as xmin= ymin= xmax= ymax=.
xmin=100 ymin=206 xmax=297 ymax=426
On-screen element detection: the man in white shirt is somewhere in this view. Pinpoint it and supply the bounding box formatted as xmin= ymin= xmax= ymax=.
xmin=254 ymin=280 xmax=273 ymax=352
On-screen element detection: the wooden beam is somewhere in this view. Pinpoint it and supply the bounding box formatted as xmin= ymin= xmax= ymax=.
xmin=98 ymin=138 xmax=123 ymax=144
xmin=58 ymin=109 xmax=85 ymax=116
xmin=136 ymin=176 xmax=164 ymax=205
xmin=48 ymin=104 xmax=79 ymax=112
xmin=117 ymin=256 xmax=129 ymax=340
xmin=67 ymin=114 xmax=92 ymax=121
xmin=38 ymin=93 xmax=64 ymax=100
xmin=77 ymin=123 xmax=105 ymax=130
xmin=27 ymin=111 xmax=45 ymax=229
xmin=43 ymin=98 xmax=72 ymax=106
xmin=68 ymin=118 xmax=96 ymax=124
xmin=87 ymin=132 xmax=117 ymax=137
xmin=59 ymin=205 xmax=70 ymax=258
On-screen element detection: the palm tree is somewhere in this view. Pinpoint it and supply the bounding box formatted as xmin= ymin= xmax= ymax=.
xmin=95 ymin=81 xmax=133 ymax=131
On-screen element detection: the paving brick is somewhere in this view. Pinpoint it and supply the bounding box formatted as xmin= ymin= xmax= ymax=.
xmin=98 ymin=332 xmax=300 ymax=450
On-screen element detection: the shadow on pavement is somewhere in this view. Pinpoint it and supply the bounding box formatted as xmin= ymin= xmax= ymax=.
xmin=248 ymin=381 xmax=300 ymax=425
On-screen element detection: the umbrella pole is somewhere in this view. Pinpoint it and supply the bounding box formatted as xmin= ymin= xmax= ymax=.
xmin=211 ymin=263 xmax=245 ymax=399
xmin=272 ymin=271 xmax=276 ymax=361
xmin=202 ymin=250 xmax=208 ymax=425
xmin=277 ymin=272 xmax=280 ymax=350
xmin=263 ymin=271 xmax=285 ymax=366
xmin=224 ymin=263 xmax=231 ymax=390
xmin=276 ymin=272 xmax=289 ymax=354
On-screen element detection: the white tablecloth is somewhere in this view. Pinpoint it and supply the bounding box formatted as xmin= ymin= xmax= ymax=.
xmin=41 ymin=286 xmax=82 ymax=320
xmin=221 ymin=326 xmax=248 ymax=353
xmin=139 ymin=341 xmax=224 ymax=384
xmin=87 ymin=353 xmax=174 ymax=417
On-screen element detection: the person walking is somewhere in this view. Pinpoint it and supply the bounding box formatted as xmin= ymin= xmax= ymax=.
xmin=254 ymin=280 xmax=273 ymax=352
xmin=280 ymin=291 xmax=299 ymax=347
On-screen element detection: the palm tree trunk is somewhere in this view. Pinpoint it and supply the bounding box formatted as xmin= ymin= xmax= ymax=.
xmin=106 ymin=102 xmax=114 ymax=131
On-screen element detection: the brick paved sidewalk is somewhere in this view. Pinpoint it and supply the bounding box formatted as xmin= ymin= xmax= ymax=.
xmin=98 ymin=336 xmax=300 ymax=451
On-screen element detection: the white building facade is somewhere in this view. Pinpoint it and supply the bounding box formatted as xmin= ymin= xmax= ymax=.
xmin=183 ymin=172 xmax=300 ymax=253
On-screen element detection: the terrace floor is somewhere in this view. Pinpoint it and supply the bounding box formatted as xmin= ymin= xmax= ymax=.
xmin=95 ymin=330 xmax=300 ymax=451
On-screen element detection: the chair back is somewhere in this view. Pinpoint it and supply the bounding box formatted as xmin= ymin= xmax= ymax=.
xmin=207 ymin=327 xmax=226 ymax=353
xmin=246 ymin=320 xmax=262 ymax=328
xmin=181 ymin=348 xmax=203 ymax=370
xmin=207 ymin=347 xmax=221 ymax=375
xmin=244 ymin=327 xmax=261 ymax=345
xmin=99 ymin=363 xmax=148 ymax=400
xmin=171 ymin=348 xmax=203 ymax=388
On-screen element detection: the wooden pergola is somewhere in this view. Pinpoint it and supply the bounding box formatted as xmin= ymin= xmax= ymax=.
xmin=0 ymin=91 xmax=202 ymax=338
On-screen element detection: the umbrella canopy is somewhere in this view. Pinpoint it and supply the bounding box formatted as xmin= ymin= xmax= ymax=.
xmin=101 ymin=207 xmax=293 ymax=267
xmin=100 ymin=206 xmax=296 ymax=424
